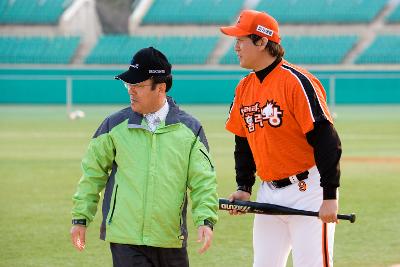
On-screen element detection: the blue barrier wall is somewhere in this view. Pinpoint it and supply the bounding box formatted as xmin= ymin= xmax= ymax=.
xmin=1 ymin=68 xmax=400 ymax=104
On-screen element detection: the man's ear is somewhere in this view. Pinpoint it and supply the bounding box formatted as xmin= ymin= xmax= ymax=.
xmin=257 ymin=37 xmax=268 ymax=50
xmin=158 ymin=83 xmax=167 ymax=94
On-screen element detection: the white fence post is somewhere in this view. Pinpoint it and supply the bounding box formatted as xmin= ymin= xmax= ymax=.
xmin=66 ymin=76 xmax=73 ymax=116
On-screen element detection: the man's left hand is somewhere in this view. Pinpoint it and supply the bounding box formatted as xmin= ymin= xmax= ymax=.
xmin=319 ymin=199 xmax=339 ymax=223
xmin=197 ymin=225 xmax=213 ymax=254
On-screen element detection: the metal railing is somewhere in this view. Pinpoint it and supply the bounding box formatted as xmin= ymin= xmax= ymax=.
xmin=1 ymin=73 xmax=400 ymax=117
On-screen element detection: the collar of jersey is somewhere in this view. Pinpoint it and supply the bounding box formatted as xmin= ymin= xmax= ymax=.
xmin=254 ymin=57 xmax=282 ymax=83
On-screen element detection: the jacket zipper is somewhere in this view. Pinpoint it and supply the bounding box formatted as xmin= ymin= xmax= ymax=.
xmin=199 ymin=149 xmax=214 ymax=171
xmin=108 ymin=184 xmax=119 ymax=224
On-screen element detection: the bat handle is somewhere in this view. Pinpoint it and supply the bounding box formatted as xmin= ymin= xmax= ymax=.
xmin=338 ymin=213 xmax=356 ymax=223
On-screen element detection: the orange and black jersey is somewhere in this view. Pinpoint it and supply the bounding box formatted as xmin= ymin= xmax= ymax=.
xmin=227 ymin=58 xmax=341 ymax=199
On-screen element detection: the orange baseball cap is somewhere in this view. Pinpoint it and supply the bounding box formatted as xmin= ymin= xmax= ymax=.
xmin=220 ymin=10 xmax=281 ymax=44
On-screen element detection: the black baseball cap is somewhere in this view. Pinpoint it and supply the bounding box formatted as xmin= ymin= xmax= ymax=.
xmin=115 ymin=47 xmax=171 ymax=84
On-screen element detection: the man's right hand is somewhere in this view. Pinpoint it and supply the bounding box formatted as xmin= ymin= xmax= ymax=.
xmin=228 ymin=190 xmax=251 ymax=215
xmin=70 ymin=225 xmax=87 ymax=251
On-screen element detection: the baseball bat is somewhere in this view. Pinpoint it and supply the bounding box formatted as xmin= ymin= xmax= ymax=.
xmin=219 ymin=198 xmax=356 ymax=223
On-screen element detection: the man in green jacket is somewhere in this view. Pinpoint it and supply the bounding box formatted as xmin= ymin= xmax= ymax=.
xmin=70 ymin=47 xmax=218 ymax=267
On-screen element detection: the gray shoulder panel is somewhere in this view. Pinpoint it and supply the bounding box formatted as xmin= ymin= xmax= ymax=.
xmin=177 ymin=109 xmax=210 ymax=151
xmin=93 ymin=107 xmax=131 ymax=138
xmin=165 ymin=97 xmax=210 ymax=151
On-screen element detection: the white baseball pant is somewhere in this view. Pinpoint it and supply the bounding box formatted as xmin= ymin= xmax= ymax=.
xmin=253 ymin=166 xmax=335 ymax=267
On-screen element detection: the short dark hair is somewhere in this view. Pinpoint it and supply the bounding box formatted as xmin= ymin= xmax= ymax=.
xmin=248 ymin=34 xmax=285 ymax=59
xmin=150 ymin=75 xmax=173 ymax=92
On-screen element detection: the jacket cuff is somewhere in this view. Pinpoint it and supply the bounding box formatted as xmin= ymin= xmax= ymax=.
xmin=323 ymin=186 xmax=337 ymax=200
xmin=72 ymin=218 xmax=87 ymax=226
xmin=202 ymin=219 xmax=214 ymax=231
xmin=237 ymin=185 xmax=252 ymax=194
xmin=72 ymin=216 xmax=90 ymax=226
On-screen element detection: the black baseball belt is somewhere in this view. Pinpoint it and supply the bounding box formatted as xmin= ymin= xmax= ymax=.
xmin=270 ymin=170 xmax=309 ymax=188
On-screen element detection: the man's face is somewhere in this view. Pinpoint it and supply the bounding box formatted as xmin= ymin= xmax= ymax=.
xmin=125 ymin=79 xmax=162 ymax=114
xmin=234 ymin=36 xmax=262 ymax=69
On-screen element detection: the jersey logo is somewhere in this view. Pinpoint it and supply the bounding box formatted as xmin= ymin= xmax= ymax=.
xmin=240 ymin=100 xmax=283 ymax=133
xmin=298 ymin=181 xmax=307 ymax=192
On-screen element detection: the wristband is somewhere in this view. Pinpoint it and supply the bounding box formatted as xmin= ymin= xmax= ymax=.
xmin=72 ymin=219 xmax=87 ymax=226
xmin=203 ymin=219 xmax=214 ymax=231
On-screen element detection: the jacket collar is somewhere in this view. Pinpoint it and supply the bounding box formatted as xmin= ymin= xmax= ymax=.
xmin=127 ymin=96 xmax=180 ymax=128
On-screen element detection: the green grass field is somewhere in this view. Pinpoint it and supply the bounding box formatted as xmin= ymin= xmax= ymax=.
xmin=0 ymin=104 xmax=399 ymax=267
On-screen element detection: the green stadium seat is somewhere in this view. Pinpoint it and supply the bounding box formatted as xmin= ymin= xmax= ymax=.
xmin=0 ymin=36 xmax=80 ymax=64
xmin=0 ymin=0 xmax=73 ymax=24
xmin=356 ymin=35 xmax=400 ymax=64
xmin=256 ymin=0 xmax=387 ymax=24
xmin=85 ymin=35 xmax=219 ymax=65
xmin=387 ymin=5 xmax=400 ymax=23
xmin=142 ymin=0 xmax=244 ymax=25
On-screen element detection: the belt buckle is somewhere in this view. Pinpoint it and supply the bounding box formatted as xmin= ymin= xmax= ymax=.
xmin=288 ymin=175 xmax=299 ymax=184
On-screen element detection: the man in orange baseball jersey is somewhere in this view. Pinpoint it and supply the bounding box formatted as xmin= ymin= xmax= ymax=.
xmin=220 ymin=10 xmax=342 ymax=267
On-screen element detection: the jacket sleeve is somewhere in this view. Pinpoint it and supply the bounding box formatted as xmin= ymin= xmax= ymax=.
xmin=71 ymin=118 xmax=115 ymax=226
xmin=187 ymin=127 xmax=218 ymax=228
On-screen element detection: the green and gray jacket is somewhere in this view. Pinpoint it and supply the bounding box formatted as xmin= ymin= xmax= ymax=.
xmin=72 ymin=97 xmax=218 ymax=248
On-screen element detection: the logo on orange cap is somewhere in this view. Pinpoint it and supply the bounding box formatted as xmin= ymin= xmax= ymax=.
xmin=256 ymin=25 xmax=273 ymax=37
xmin=220 ymin=9 xmax=281 ymax=44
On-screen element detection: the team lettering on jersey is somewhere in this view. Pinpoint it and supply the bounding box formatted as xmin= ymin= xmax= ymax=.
xmin=240 ymin=100 xmax=283 ymax=133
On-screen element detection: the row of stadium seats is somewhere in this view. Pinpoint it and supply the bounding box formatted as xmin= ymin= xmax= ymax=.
xmin=1 ymin=35 xmax=399 ymax=65
xmin=387 ymin=4 xmax=400 ymax=23
xmin=142 ymin=0 xmax=244 ymax=25
xmin=256 ymin=0 xmax=388 ymax=24
xmin=0 ymin=0 xmax=72 ymax=24
xmin=85 ymin=35 xmax=219 ymax=64
xmin=87 ymin=35 xmax=359 ymax=65
xmin=1 ymin=0 xmax=398 ymax=25
xmin=221 ymin=36 xmax=358 ymax=65
xmin=87 ymin=35 xmax=400 ymax=65
xmin=356 ymin=35 xmax=400 ymax=64
xmin=142 ymin=0 xmax=394 ymax=25
xmin=0 ymin=36 xmax=79 ymax=63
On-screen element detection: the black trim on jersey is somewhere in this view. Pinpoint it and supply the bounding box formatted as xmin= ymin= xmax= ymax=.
xmin=227 ymin=97 xmax=235 ymax=122
xmin=306 ymin=121 xmax=342 ymax=199
xmin=255 ymin=57 xmax=282 ymax=83
xmin=281 ymin=64 xmax=327 ymax=122
xmin=234 ymin=135 xmax=256 ymax=188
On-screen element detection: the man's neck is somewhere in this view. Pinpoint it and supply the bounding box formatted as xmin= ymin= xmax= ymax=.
xmin=253 ymin=55 xmax=277 ymax=72
xmin=254 ymin=57 xmax=281 ymax=82
xmin=147 ymin=97 xmax=167 ymax=115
